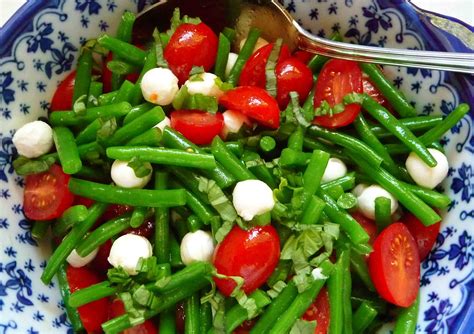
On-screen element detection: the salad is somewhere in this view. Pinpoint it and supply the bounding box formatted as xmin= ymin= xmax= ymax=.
xmin=11 ymin=8 xmax=470 ymax=334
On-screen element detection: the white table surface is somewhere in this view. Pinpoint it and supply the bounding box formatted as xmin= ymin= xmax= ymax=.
xmin=1 ymin=0 xmax=473 ymax=27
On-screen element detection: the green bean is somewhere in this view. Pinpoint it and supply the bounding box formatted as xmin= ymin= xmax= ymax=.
xmin=361 ymin=95 xmax=436 ymax=167
xmin=268 ymin=260 xmax=334 ymax=333
xmin=288 ymin=126 xmax=305 ymax=151
xmin=76 ymin=213 xmax=132 ymax=257
xmin=111 ymin=11 xmax=136 ymax=90
xmin=222 ymin=27 xmax=236 ymax=41
xmin=104 ymin=107 xmax=165 ymax=147
xmin=347 ymin=151 xmax=441 ymax=226
xmin=123 ymin=103 xmax=154 ymax=124
xmin=126 ymin=128 xmax=162 ymax=146
xmin=319 ymin=189 xmax=370 ymax=244
xmin=171 ymin=208 xmax=189 ymax=240
xmin=97 ymin=34 xmax=146 ymax=66
xmin=69 ymin=281 xmax=117 ymax=308
xmin=211 ymin=136 xmax=255 ymax=181
xmin=307 ymin=33 xmax=342 ymax=72
xmin=307 ymin=125 xmax=384 ymax=167
xmin=154 ymin=172 xmax=170 ymax=263
xmin=341 ymin=248 xmax=353 ymax=334
xmin=241 ymin=150 xmax=277 ymax=188
xmin=394 ymin=294 xmax=419 ymax=334
xmin=360 ymin=63 xmax=417 ymax=118
xmin=87 ymin=81 xmax=103 ymax=108
xmin=350 ymin=251 xmax=375 ymax=291
xmin=69 ymin=178 xmax=186 ymax=208
xmin=199 ymin=295 xmax=213 ymax=334
xmin=251 ymin=280 xmax=297 ymax=333
xmin=73 ymin=48 xmax=93 ymax=103
xmin=129 ymin=45 xmax=158 ymax=105
xmin=321 ymin=172 xmax=356 ymax=192
xmin=160 ymin=307 xmax=176 ymax=334
xmin=352 ymin=302 xmax=378 ymax=334
xmin=327 ymin=250 xmax=347 ymax=334
xmin=227 ymin=28 xmax=260 ymax=86
xmin=75 ymin=165 xmax=108 ymax=182
xmin=53 ymin=205 xmax=89 ymax=237
xmin=130 ymin=206 xmax=148 ymax=228
xmin=75 ymin=118 xmax=103 ymax=145
xmin=267 ymin=260 xmax=292 ymax=287
xmin=215 ymin=32 xmax=231 ymax=79
xmin=56 ymin=263 xmax=84 ymax=332
xmin=324 ymin=184 xmax=344 ymax=201
xmin=41 ymin=203 xmax=108 ymax=284
xmin=31 ymin=221 xmax=50 ymax=240
xmin=53 ymin=127 xmax=82 ymax=174
xmin=98 ymin=91 xmax=117 ymax=105
xmin=205 ymin=141 xmax=244 ymax=158
xmin=303 ymin=150 xmax=330 ymax=200
xmin=170 ymin=234 xmax=184 ymax=267
xmin=168 ymin=167 xmax=209 ymax=204
xmin=113 ymin=80 xmax=135 ymax=103
xmin=162 ymin=127 xmax=236 ymax=188
xmin=402 ymin=182 xmax=451 ymax=208
xmin=42 ymin=141 xmax=103 ymax=164
xmin=279 ymin=148 xmax=311 ymax=168
xmin=185 ymin=293 xmax=200 ymax=334
xmin=107 ymin=60 xmax=138 ymax=76
xmin=225 ymin=290 xmax=271 ymax=333
xmin=170 ymin=180 xmax=215 ymax=226
xmin=369 ymin=116 xmax=443 ymax=138
xmin=260 ymin=136 xmax=277 ymax=152
xmin=375 ymin=196 xmax=392 ymax=230
xmin=49 ymin=102 xmax=132 ymax=126
xmin=106 ymin=147 xmax=216 ymax=169
xmin=300 ymin=195 xmax=326 ymax=225
xmin=186 ymin=214 xmax=203 ymax=232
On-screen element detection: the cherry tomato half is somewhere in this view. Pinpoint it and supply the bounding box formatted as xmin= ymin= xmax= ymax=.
xmin=66 ymin=266 xmax=109 ymax=333
xmin=51 ymin=70 xmax=76 ymax=111
xmin=24 ymin=164 xmax=74 ymax=220
xmin=219 ymin=86 xmax=280 ymax=129
xmin=276 ymin=57 xmax=313 ymax=109
xmin=90 ymin=239 xmax=112 ymax=275
xmin=313 ymin=59 xmax=362 ymax=128
xmin=213 ymin=225 xmax=280 ymax=296
xmin=293 ymin=50 xmax=313 ymax=64
xmin=239 ymin=43 xmax=291 ymax=87
xmin=351 ymin=211 xmax=378 ymax=245
xmin=171 ymin=110 xmax=224 ymax=145
xmin=110 ymin=299 xmax=158 ymax=334
xmin=368 ymin=222 xmax=420 ymax=307
xmin=403 ymin=212 xmax=441 ymax=261
xmin=302 ymin=287 xmax=330 ymax=334
xmin=164 ymin=22 xmax=218 ymax=83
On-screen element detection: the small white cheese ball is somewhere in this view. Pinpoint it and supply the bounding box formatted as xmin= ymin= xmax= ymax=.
xmin=232 ymin=179 xmax=275 ymax=221
xmin=154 ymin=116 xmax=170 ymax=132
xmin=357 ymin=185 xmax=398 ymax=220
xmin=111 ymin=160 xmax=152 ymax=189
xmin=66 ymin=248 xmax=98 ymax=268
xmin=108 ymin=234 xmax=152 ymax=275
xmin=322 ymin=158 xmax=347 ymax=183
xmin=225 ymin=52 xmax=239 ymax=78
xmin=221 ymin=110 xmax=251 ymax=138
xmin=352 ymin=183 xmax=369 ymax=197
xmin=141 ymin=68 xmax=179 ymax=105
xmin=184 ymin=72 xmax=223 ymax=98
xmin=405 ymin=148 xmax=449 ymax=189
xmin=239 ymin=37 xmax=269 ymax=53
xmin=180 ymin=230 xmax=215 ymax=265
xmin=12 ymin=121 xmax=53 ymax=158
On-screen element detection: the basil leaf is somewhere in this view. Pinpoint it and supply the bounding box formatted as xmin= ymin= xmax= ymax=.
xmin=127 ymin=157 xmax=152 ymax=178
xmin=73 ymin=94 xmax=87 ymax=116
xmin=265 ymin=39 xmax=282 ymax=97
xmin=289 ymin=319 xmax=317 ymax=334
xmin=152 ymin=28 xmax=168 ymax=68
xmin=13 ymin=156 xmax=55 ymax=176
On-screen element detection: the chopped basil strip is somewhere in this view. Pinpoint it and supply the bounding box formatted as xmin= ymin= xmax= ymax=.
xmin=127 ymin=157 xmax=152 ymax=178
xmin=265 ymin=39 xmax=282 ymax=97
xmin=152 ymin=28 xmax=168 ymax=68
xmin=73 ymin=95 xmax=87 ymax=116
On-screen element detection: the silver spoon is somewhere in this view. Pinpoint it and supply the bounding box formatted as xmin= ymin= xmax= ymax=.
xmin=133 ymin=0 xmax=474 ymax=74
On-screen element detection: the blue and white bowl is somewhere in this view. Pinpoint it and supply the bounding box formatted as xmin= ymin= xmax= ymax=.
xmin=0 ymin=0 xmax=472 ymax=333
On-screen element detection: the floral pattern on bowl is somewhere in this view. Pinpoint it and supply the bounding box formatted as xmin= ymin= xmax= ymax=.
xmin=1 ymin=0 xmax=473 ymax=333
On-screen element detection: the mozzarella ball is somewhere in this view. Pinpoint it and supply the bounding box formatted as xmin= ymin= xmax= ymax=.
xmin=225 ymin=52 xmax=239 ymax=78
xmin=154 ymin=116 xmax=170 ymax=132
xmin=232 ymin=179 xmax=275 ymax=221
xmin=322 ymin=158 xmax=347 ymax=183
xmin=66 ymin=248 xmax=98 ymax=268
xmin=239 ymin=37 xmax=269 ymax=53
xmin=352 ymin=183 xmax=369 ymax=197
xmin=405 ymin=148 xmax=449 ymax=189
xmin=108 ymin=234 xmax=152 ymax=275
xmin=184 ymin=72 xmax=223 ymax=98
xmin=180 ymin=230 xmax=215 ymax=265
xmin=111 ymin=160 xmax=152 ymax=189
xmin=141 ymin=68 xmax=179 ymax=105
xmin=12 ymin=121 xmax=53 ymax=158
xmin=357 ymin=185 xmax=398 ymax=220
xmin=221 ymin=110 xmax=251 ymax=138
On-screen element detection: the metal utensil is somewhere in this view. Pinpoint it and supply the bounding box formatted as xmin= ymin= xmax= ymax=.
xmin=133 ymin=0 xmax=474 ymax=73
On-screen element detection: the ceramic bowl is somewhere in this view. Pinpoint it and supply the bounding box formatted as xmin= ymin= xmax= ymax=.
xmin=0 ymin=0 xmax=473 ymax=333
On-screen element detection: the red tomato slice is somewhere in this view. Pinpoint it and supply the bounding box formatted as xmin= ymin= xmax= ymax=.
xmin=170 ymin=110 xmax=224 ymax=145
xmin=362 ymin=76 xmax=386 ymax=107
xmin=234 ymin=319 xmax=256 ymax=334
xmin=368 ymin=222 xmax=420 ymax=307
xmin=403 ymin=212 xmax=441 ymax=260
xmin=125 ymin=218 xmax=155 ymax=239
xmin=275 ymin=57 xmax=313 ymax=109
xmin=302 ymin=287 xmax=330 ymax=334
xmin=313 ymin=59 xmax=362 ymax=128
xmin=213 ymin=225 xmax=280 ymax=296
xmin=293 ymin=50 xmax=313 ymax=64
xmin=110 ymin=299 xmax=158 ymax=334
xmin=51 ymin=70 xmax=76 ymax=111
xmin=24 ymin=164 xmax=74 ymax=220
xmin=219 ymin=86 xmax=280 ymax=129
xmin=239 ymin=43 xmax=291 ymax=87
xmin=66 ymin=266 xmax=109 ymax=333
xmin=351 ymin=211 xmax=378 ymax=245
xmin=99 ymin=204 xmax=132 ymax=223
xmin=73 ymin=195 xmax=94 ymax=208
xmin=164 ymin=22 xmax=218 ymax=83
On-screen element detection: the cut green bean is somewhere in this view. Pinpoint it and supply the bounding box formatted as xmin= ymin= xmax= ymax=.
xmin=41 ymin=203 xmax=108 ymax=284
xmin=211 ymin=136 xmax=255 ymax=181
xmin=186 ymin=214 xmax=203 ymax=232
xmin=360 ymin=63 xmax=417 ymax=118
xmin=114 ymin=80 xmax=135 ymax=103
xmin=185 ymin=293 xmax=200 ymax=334
xmin=49 ymin=102 xmax=132 ymax=126
xmin=130 ymin=207 xmax=148 ymax=228
xmin=288 ymin=126 xmax=305 ymax=151
xmin=123 ymin=103 xmax=154 ymax=124
xmin=260 ymin=136 xmax=277 ymax=152
xmin=170 ymin=234 xmax=184 ymax=267
xmin=31 ymin=221 xmax=50 ymax=240
xmin=75 ymin=118 xmax=103 ymax=145
xmin=225 ymin=290 xmax=271 ymax=333
xmin=402 ymin=182 xmax=451 ymax=208
xmin=126 ymin=128 xmax=162 ymax=146
xmin=168 ymin=167 xmax=210 ymax=204
xmin=300 ymin=195 xmax=326 ymax=225
xmin=267 ymin=260 xmax=292 ymax=287
xmin=106 ymin=146 xmax=216 ymax=169
xmin=279 ymin=148 xmax=311 ymax=168
xmin=327 ymin=250 xmax=347 ymax=334
xmin=69 ymin=281 xmax=117 ymax=308
xmin=241 ymin=150 xmax=277 ymax=188
xmin=199 ymin=294 xmax=213 ymax=334
xmin=73 ymin=48 xmax=93 ymax=103
xmin=129 ymin=45 xmax=157 ymax=105
xmin=227 ymin=28 xmax=260 ymax=86
xmin=303 ymin=150 xmax=330 ymax=203
xmin=393 ymin=294 xmax=419 ymax=334
xmin=53 ymin=127 xmax=82 ymax=174
xmin=341 ymin=248 xmax=353 ymax=334
xmin=56 ymin=263 xmax=84 ymax=332
xmin=350 ymin=251 xmax=375 ymax=291
xmin=155 ymin=172 xmax=170 ymax=263
xmin=69 ymin=178 xmax=186 ymax=208
xmin=370 ymin=116 xmax=443 ymax=138
xmin=98 ymin=91 xmax=118 ymax=105
xmin=42 ymin=141 xmax=103 ymax=164
xmin=375 ymin=196 xmax=392 ymax=230
xmin=87 ymin=81 xmax=103 ymax=108
xmin=97 ymin=34 xmax=146 ymax=66
xmin=215 ymin=32 xmax=231 ymax=79
xmin=107 ymin=60 xmax=138 ymax=76
xmin=53 ymin=205 xmax=89 ymax=237
xmin=75 ymin=165 xmax=108 ymax=182
xmin=352 ymin=302 xmax=378 ymax=334
xmin=111 ymin=11 xmax=136 ymax=90
xmin=321 ymin=172 xmax=356 ymax=192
